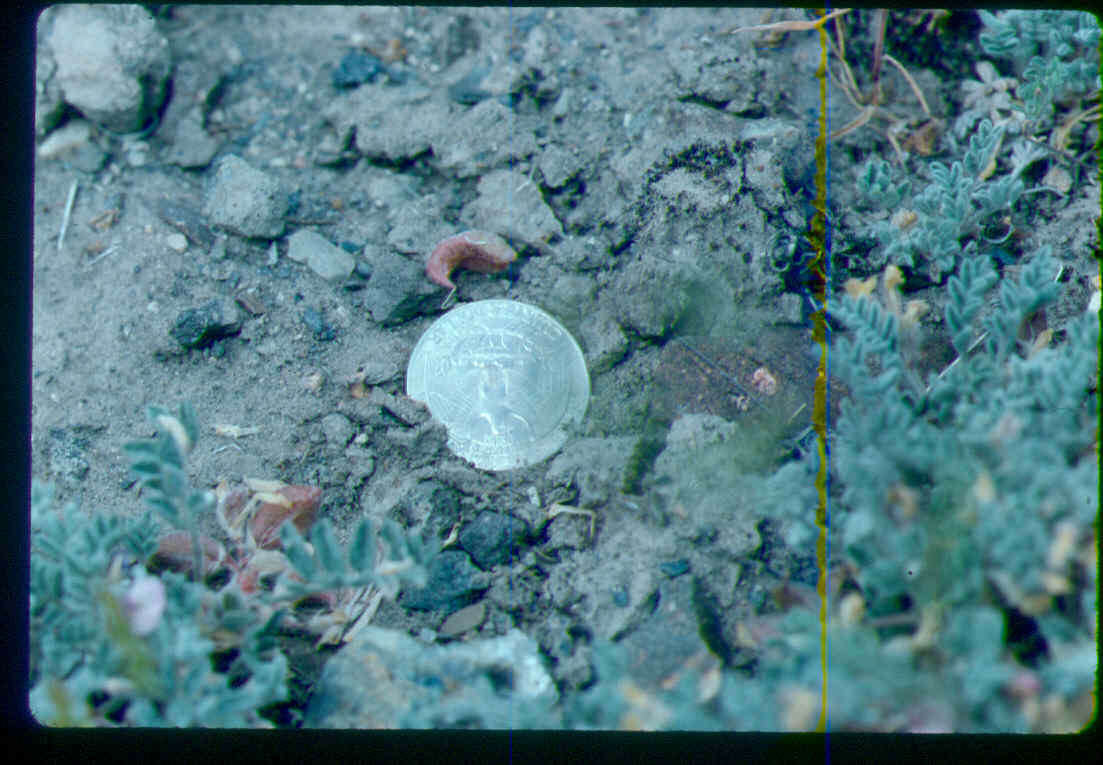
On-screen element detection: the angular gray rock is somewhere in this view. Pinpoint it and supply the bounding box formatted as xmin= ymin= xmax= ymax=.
xmin=203 ymin=155 xmax=288 ymax=239
xmin=286 ymin=230 xmax=355 ymax=283
xmin=466 ymin=169 xmax=563 ymax=248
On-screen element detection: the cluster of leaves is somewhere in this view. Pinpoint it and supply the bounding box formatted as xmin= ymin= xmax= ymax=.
xmin=977 ymin=10 xmax=1101 ymax=128
xmin=29 ymin=403 xmax=435 ymax=727
xmin=821 ymin=249 xmax=1095 ymax=730
xmin=858 ymin=118 xmax=1027 ymax=280
xmin=856 ymin=11 xmax=1099 ymax=281
xmin=561 ymin=604 xmax=991 ymax=732
xmin=29 ymin=480 xmax=287 ymax=726
xmin=828 ymin=249 xmax=1095 ymax=586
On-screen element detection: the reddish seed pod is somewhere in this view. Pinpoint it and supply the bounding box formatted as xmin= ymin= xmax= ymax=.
xmin=148 ymin=531 xmax=226 ymax=577
xmin=425 ymin=230 xmax=517 ymax=290
xmin=250 ymin=484 xmax=322 ymax=550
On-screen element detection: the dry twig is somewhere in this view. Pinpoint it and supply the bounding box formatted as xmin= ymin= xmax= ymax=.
xmin=57 ymin=180 xmax=79 ymax=253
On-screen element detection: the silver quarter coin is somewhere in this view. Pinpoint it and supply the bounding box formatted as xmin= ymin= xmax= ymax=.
xmin=406 ymin=299 xmax=590 ymax=471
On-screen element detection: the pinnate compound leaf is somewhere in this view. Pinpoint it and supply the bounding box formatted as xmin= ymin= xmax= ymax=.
xmin=348 ymin=519 xmax=375 ymax=573
xmin=311 ymin=521 xmax=345 ymax=575
xmin=280 ymin=521 xmax=315 ymax=581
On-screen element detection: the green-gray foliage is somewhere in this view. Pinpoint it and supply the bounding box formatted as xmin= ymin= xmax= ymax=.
xmin=30 ymin=402 xmax=434 ymax=727
xmin=30 ymin=480 xmax=288 ymax=727
xmin=824 ymin=255 xmax=1094 ymax=724
xmin=858 ymin=11 xmax=1098 ymax=280
xmin=859 ymin=118 xmax=1022 ymax=279
xmin=274 ymin=514 xmax=432 ymax=602
xmin=978 ymin=10 xmax=1100 ymax=127
xmin=826 ymin=248 xmax=1095 ymax=603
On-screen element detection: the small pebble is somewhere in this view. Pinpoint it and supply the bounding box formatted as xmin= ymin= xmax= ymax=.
xmin=332 ymin=50 xmax=384 ymax=89
xmin=439 ymin=601 xmax=486 ymax=637
xmin=659 ymin=559 xmax=690 ymax=578
xmin=166 ymin=233 xmax=188 ymax=252
xmin=302 ymin=306 xmax=337 ymax=341
xmin=37 ymin=120 xmax=93 ymax=160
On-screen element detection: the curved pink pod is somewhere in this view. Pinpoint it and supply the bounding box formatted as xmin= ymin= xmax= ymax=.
xmin=426 ymin=230 xmax=517 ymax=290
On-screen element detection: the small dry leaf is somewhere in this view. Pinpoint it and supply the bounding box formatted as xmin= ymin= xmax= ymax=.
xmin=844 ymin=275 xmax=877 ymax=298
xmin=883 ymin=264 xmax=905 ymax=293
xmin=1042 ymin=165 xmax=1072 ymax=194
xmin=902 ymin=299 xmax=930 ymax=327
xmin=213 ymin=423 xmax=261 ymax=438
xmin=246 ymin=477 xmax=287 ymax=494
xmin=734 ymin=621 xmax=758 ymax=649
xmin=910 ymin=605 xmax=941 ymax=650
xmin=880 ymin=265 xmax=904 ymax=317
xmin=838 ymin=592 xmax=866 ymax=627
xmin=1028 ymin=328 xmax=1053 ymax=358
xmin=697 ymin=663 xmax=723 ymax=704
xmin=751 ymin=366 xmax=779 ymax=396
xmin=989 ymin=569 xmax=1051 ymax=616
xmin=619 ymin=680 xmax=673 ymax=731
xmin=901 ymin=118 xmax=944 ymax=156
xmin=887 ymin=482 xmax=919 ymax=520
xmin=972 ymin=470 xmax=997 ymax=504
xmin=245 ymin=548 xmax=296 ymax=579
xmin=215 ymin=481 xmax=253 ymax=536
xmin=780 ymin=686 xmax=820 ymax=731
xmin=1040 ymin=570 xmax=1071 ymax=595
xmin=381 ymin=37 xmax=406 ymax=63
xmin=1046 ymin=522 xmax=1079 ymax=570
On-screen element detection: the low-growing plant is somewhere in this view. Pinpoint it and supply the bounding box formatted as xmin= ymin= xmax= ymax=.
xmin=858 ymin=118 xmax=1032 ymax=280
xmin=30 ymin=403 xmax=435 ymax=727
xmin=856 ymin=10 xmax=1099 ymax=281
xmin=977 ymin=9 xmax=1101 ymax=131
xmin=750 ymin=245 xmax=1097 ymax=731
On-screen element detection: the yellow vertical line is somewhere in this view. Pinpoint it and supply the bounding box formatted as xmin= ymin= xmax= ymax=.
xmin=802 ymin=7 xmax=833 ymax=734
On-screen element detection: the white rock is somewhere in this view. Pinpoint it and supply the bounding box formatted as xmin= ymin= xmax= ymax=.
xmin=165 ymin=233 xmax=188 ymax=252
xmin=286 ymin=229 xmax=355 ymax=282
xmin=46 ymin=5 xmax=171 ymax=133
xmin=37 ymin=120 xmax=92 ymax=160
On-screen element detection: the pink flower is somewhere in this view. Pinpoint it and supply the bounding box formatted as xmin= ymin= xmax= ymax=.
xmin=122 ymin=574 xmax=167 ymax=636
xmin=751 ymin=366 xmax=779 ymax=396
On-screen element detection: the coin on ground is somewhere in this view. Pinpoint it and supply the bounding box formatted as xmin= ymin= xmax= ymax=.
xmin=406 ymin=299 xmax=590 ymax=471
